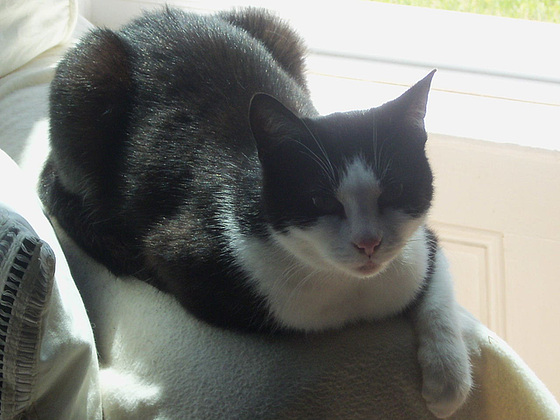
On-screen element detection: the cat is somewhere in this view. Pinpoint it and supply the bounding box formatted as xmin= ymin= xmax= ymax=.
xmin=40 ymin=7 xmax=471 ymax=418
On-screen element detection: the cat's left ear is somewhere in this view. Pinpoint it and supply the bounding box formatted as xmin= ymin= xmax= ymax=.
xmin=389 ymin=69 xmax=436 ymax=128
xmin=249 ymin=93 xmax=312 ymax=162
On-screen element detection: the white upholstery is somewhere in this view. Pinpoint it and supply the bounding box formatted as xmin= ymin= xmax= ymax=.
xmin=0 ymin=151 xmax=102 ymax=419
xmin=0 ymin=0 xmax=77 ymax=78
xmin=0 ymin=2 xmax=101 ymax=418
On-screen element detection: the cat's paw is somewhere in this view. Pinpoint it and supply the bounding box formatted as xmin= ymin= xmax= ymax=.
xmin=418 ymin=337 xmax=472 ymax=418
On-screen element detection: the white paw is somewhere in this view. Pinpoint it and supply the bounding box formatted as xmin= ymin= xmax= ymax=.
xmin=418 ymin=338 xmax=472 ymax=418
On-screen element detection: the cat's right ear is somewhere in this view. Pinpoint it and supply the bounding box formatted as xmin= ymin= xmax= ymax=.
xmin=249 ymin=93 xmax=311 ymax=162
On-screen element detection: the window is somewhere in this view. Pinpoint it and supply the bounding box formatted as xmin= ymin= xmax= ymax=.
xmin=372 ymin=0 xmax=560 ymax=23
xmin=84 ymin=0 xmax=560 ymax=150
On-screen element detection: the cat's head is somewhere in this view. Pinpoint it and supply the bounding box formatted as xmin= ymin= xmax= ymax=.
xmin=249 ymin=71 xmax=435 ymax=278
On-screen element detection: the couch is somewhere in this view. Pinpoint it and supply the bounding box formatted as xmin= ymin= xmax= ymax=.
xmin=1 ymin=1 xmax=559 ymax=418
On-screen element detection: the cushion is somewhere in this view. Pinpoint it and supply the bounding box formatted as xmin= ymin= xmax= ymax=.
xmin=0 ymin=150 xmax=102 ymax=420
xmin=0 ymin=12 xmax=91 ymax=187
xmin=61 ymin=231 xmax=560 ymax=419
xmin=0 ymin=0 xmax=77 ymax=77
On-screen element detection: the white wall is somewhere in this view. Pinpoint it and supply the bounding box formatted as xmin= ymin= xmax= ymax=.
xmin=426 ymin=135 xmax=560 ymax=400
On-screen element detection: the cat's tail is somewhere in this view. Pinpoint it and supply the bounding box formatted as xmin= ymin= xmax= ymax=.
xmin=218 ymin=8 xmax=309 ymax=91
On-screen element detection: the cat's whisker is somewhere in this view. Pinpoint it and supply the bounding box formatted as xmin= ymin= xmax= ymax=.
xmin=375 ymin=139 xmax=392 ymax=182
xmin=297 ymin=143 xmax=337 ymax=187
xmin=372 ymin=110 xmax=379 ymax=160
xmin=300 ymin=121 xmax=337 ymax=185
xmin=278 ymin=268 xmax=321 ymax=318
xmin=300 ymin=149 xmax=335 ymax=185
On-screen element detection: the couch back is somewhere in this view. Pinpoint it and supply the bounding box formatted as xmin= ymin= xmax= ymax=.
xmin=0 ymin=0 xmax=77 ymax=77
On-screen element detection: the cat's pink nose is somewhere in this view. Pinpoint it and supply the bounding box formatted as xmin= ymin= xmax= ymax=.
xmin=353 ymin=237 xmax=381 ymax=257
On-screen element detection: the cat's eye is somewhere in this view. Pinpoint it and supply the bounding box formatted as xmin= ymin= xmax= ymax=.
xmin=379 ymin=183 xmax=404 ymax=208
xmin=312 ymin=195 xmax=345 ymax=216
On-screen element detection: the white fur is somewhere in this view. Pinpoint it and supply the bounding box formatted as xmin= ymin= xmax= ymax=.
xmin=239 ymin=226 xmax=429 ymax=331
xmin=410 ymin=250 xmax=473 ymax=418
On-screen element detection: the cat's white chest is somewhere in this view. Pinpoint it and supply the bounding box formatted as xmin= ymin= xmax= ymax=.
xmin=236 ymin=233 xmax=428 ymax=332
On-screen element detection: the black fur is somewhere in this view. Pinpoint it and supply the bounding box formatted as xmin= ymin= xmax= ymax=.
xmin=41 ymin=7 xmax=435 ymax=332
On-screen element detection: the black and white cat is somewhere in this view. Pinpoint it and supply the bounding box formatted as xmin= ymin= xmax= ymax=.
xmin=41 ymin=7 xmax=471 ymax=418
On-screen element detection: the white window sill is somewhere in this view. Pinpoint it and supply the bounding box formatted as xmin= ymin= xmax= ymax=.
xmin=85 ymin=0 xmax=560 ymax=151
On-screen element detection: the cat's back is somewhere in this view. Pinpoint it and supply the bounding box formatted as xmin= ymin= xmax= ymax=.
xmin=43 ymin=7 xmax=315 ymax=277
xmin=118 ymin=8 xmax=311 ymax=120
xmin=47 ymin=6 xmax=315 ymax=204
